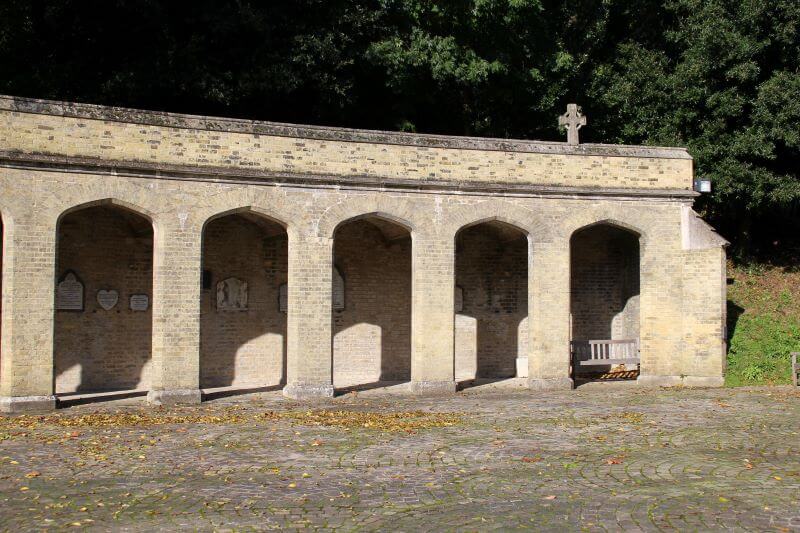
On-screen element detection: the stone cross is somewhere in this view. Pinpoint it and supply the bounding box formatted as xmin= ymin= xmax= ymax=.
xmin=558 ymin=103 xmax=587 ymax=145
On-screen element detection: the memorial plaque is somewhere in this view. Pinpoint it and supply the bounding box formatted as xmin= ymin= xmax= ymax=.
xmin=97 ymin=289 xmax=119 ymax=310
xmin=56 ymin=271 xmax=84 ymax=311
xmin=129 ymin=294 xmax=149 ymax=311
xmin=455 ymin=285 xmax=464 ymax=313
xmin=333 ymin=267 xmax=345 ymax=311
xmin=217 ymin=277 xmax=248 ymax=311
xmin=279 ymin=283 xmax=288 ymax=313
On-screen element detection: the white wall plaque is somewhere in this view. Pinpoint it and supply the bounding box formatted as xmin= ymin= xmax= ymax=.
xmin=455 ymin=285 xmax=464 ymax=313
xmin=97 ymin=289 xmax=119 ymax=310
xmin=279 ymin=283 xmax=288 ymax=313
xmin=56 ymin=271 xmax=84 ymax=311
xmin=333 ymin=267 xmax=345 ymax=311
xmin=129 ymin=294 xmax=149 ymax=311
xmin=217 ymin=277 xmax=248 ymax=311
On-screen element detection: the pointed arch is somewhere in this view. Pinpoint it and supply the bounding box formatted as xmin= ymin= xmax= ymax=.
xmin=54 ymin=197 xmax=155 ymax=396
xmin=199 ymin=204 xmax=289 ymax=390
xmin=201 ymin=206 xmax=290 ymax=232
xmin=45 ymin=179 xmax=169 ymax=224
xmin=562 ymin=211 xmax=650 ymax=246
xmin=453 ymin=203 xmax=531 ymax=381
xmin=192 ymin=187 xmax=298 ymax=237
xmin=569 ymin=218 xmax=644 ymax=240
xmin=57 ymin=197 xmax=156 ymax=225
xmin=330 ymin=204 xmax=413 ymax=390
xmin=445 ymin=200 xmax=553 ymax=242
xmin=569 ymin=217 xmax=642 ymax=382
xmin=316 ymin=196 xmax=423 ymax=239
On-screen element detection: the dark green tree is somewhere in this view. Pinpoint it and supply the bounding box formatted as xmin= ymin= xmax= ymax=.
xmin=589 ymin=0 xmax=800 ymax=257
xmin=0 ymin=0 xmax=797 ymax=255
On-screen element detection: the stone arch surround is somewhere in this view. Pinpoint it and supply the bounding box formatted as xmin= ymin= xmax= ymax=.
xmin=570 ymin=223 xmax=641 ymax=342
xmin=332 ymin=215 xmax=412 ymax=389
xmin=200 ymin=211 xmax=288 ymax=389
xmin=455 ymin=220 xmax=529 ymax=381
xmin=54 ymin=202 xmax=154 ymax=393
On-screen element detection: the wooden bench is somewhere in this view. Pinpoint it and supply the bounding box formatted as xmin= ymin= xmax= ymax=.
xmin=792 ymin=352 xmax=799 ymax=387
xmin=571 ymin=339 xmax=640 ymax=371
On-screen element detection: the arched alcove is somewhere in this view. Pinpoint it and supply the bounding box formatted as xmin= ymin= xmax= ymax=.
xmin=199 ymin=211 xmax=288 ymax=389
xmin=54 ymin=203 xmax=154 ymax=394
xmin=455 ymin=220 xmax=528 ymax=381
xmin=570 ymin=223 xmax=641 ymax=379
xmin=332 ymin=215 xmax=412 ymax=390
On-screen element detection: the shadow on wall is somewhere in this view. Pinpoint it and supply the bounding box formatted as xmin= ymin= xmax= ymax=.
xmin=455 ymin=221 xmax=528 ymax=380
xmin=332 ymin=218 xmax=411 ymax=389
xmin=54 ymin=205 xmax=153 ymax=393
xmin=200 ymin=213 xmax=288 ymax=389
xmin=570 ymin=224 xmax=641 ymax=341
xmin=726 ymin=297 xmax=744 ymax=354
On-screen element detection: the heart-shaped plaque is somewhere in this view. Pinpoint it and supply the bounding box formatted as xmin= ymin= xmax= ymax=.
xmin=97 ymin=289 xmax=119 ymax=310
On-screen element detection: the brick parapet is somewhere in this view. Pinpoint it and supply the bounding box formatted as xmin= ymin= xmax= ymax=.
xmin=1 ymin=95 xmax=695 ymax=194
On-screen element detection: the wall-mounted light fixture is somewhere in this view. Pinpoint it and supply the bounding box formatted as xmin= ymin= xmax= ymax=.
xmin=694 ymin=179 xmax=712 ymax=193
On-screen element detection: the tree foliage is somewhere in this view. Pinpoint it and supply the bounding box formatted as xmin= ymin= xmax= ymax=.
xmin=0 ymin=0 xmax=797 ymax=256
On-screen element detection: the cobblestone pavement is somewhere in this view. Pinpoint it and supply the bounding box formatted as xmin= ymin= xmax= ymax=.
xmin=1 ymin=385 xmax=799 ymax=531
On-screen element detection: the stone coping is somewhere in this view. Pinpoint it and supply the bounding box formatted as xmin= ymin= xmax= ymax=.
xmin=0 ymin=150 xmax=699 ymax=200
xmin=0 ymin=94 xmax=692 ymax=160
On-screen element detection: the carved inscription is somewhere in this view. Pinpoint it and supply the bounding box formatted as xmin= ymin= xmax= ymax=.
xmin=129 ymin=294 xmax=149 ymax=311
xmin=97 ymin=290 xmax=119 ymax=310
xmin=217 ymin=277 xmax=248 ymax=311
xmin=56 ymin=271 xmax=84 ymax=311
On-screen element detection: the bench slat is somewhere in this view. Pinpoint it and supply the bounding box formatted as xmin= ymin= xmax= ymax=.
xmin=571 ymin=339 xmax=640 ymax=370
xmin=578 ymin=358 xmax=641 ymax=366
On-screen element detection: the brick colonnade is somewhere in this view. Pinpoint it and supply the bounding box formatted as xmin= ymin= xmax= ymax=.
xmin=0 ymin=96 xmax=728 ymax=412
xmin=0 ymin=200 xmax=588 ymax=410
xmin=0 ymin=194 xmax=730 ymax=413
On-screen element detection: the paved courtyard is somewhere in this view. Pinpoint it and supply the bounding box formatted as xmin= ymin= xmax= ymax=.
xmin=1 ymin=385 xmax=799 ymax=531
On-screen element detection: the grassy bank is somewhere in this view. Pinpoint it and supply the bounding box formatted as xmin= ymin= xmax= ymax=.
xmin=725 ymin=261 xmax=800 ymax=386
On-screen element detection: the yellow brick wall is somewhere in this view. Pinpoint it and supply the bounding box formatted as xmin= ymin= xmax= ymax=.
xmin=0 ymin=102 xmax=693 ymax=191
xmin=0 ymin=97 xmax=727 ymax=410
